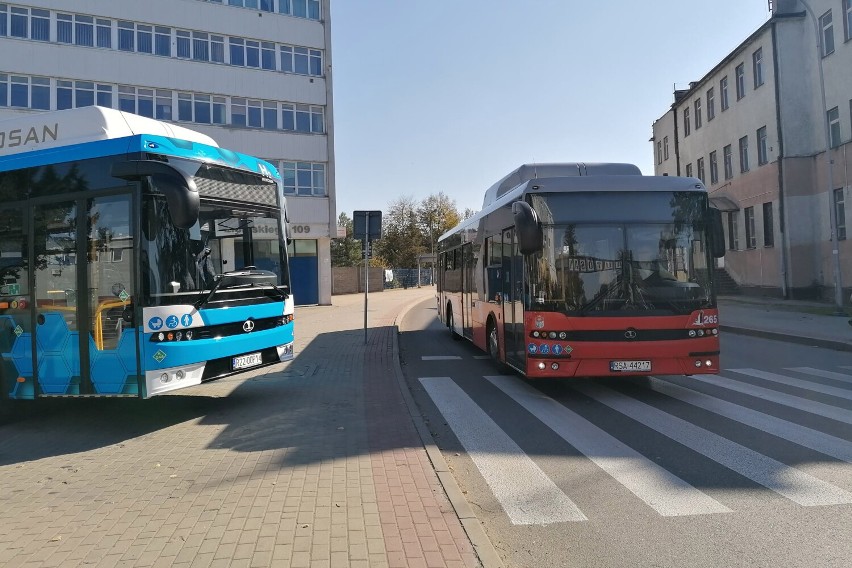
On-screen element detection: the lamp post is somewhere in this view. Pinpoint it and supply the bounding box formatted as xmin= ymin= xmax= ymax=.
xmin=797 ymin=0 xmax=844 ymax=312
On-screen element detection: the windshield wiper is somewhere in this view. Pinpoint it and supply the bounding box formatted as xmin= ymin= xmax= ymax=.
xmin=193 ymin=267 xmax=289 ymax=309
xmin=194 ymin=274 xmax=225 ymax=309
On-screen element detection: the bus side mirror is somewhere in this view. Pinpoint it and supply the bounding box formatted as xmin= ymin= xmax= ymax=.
xmin=512 ymin=201 xmax=543 ymax=255
xmin=708 ymin=208 xmax=726 ymax=258
xmin=112 ymin=160 xmax=200 ymax=229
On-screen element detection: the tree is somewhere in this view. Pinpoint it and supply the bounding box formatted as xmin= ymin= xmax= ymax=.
xmin=330 ymin=212 xmax=362 ymax=267
xmin=373 ymin=196 xmax=423 ymax=268
xmin=417 ymin=192 xmax=461 ymax=256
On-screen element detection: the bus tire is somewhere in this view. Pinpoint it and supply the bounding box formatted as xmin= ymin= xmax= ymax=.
xmin=447 ymin=304 xmax=460 ymax=341
xmin=487 ymin=317 xmax=499 ymax=361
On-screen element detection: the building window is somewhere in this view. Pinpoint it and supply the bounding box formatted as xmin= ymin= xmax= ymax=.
xmin=10 ymin=7 xmax=28 ymax=39
xmin=709 ymin=151 xmax=719 ymax=185
xmin=697 ymin=157 xmax=705 ymax=184
xmin=281 ymin=103 xmax=325 ymax=133
xmin=118 ymin=21 xmax=134 ymax=51
xmin=753 ymin=48 xmax=764 ymax=88
xmin=136 ymin=24 xmax=153 ymax=54
xmin=694 ymin=99 xmax=702 ymax=130
xmin=739 ymin=136 xmax=749 ymax=173
xmin=118 ymin=85 xmax=154 ymax=116
xmin=744 ymin=206 xmax=756 ymax=249
xmin=720 ymin=76 xmax=729 ymax=111
xmin=96 ymin=18 xmax=111 ymax=48
xmin=97 ymin=83 xmax=112 ymax=107
xmin=31 ymin=8 xmax=49 ymax=41
xmin=763 ymin=202 xmax=774 ymax=247
xmin=280 ymin=45 xmax=322 ymax=76
xmin=846 ymin=0 xmax=852 ymax=41
xmin=735 ymin=63 xmax=745 ymax=100
xmin=663 ymin=136 xmax=669 ymax=161
xmin=155 ymin=26 xmax=171 ymax=56
xmin=656 ymin=141 xmax=662 ymax=165
xmin=820 ymin=10 xmax=835 ymax=56
xmin=757 ymin=126 xmax=768 ymax=165
xmin=835 ymin=188 xmax=846 ymax=240
xmin=8 ymin=75 xmax=49 ymax=110
xmin=155 ymin=90 xmax=172 ymax=120
xmin=686 ymin=163 xmax=693 ymax=177
xmin=723 ymin=144 xmax=733 ymax=180
xmin=727 ymin=211 xmax=739 ymax=250
xmin=707 ymin=87 xmax=715 ymax=121
xmin=279 ymin=0 xmax=321 ymax=20
xmin=828 ymin=107 xmax=841 ymax=148
xmin=280 ymin=161 xmax=326 ymax=196
xmin=683 ymin=107 xmax=691 ymax=137
xmin=0 ymin=5 xmax=6 ymax=37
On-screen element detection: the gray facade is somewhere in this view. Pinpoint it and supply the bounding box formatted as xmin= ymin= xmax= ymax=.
xmin=0 ymin=0 xmax=335 ymax=305
xmin=652 ymin=0 xmax=852 ymax=302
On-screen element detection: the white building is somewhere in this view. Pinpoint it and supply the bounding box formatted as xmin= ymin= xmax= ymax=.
xmin=652 ymin=0 xmax=851 ymax=304
xmin=0 ymin=0 xmax=335 ymax=305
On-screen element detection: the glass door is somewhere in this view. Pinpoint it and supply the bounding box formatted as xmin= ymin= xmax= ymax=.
xmin=502 ymin=228 xmax=525 ymax=369
xmin=0 ymin=206 xmax=32 ymax=399
xmin=30 ymin=194 xmax=139 ymax=397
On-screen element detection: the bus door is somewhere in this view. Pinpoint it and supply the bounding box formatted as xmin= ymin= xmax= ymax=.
xmin=462 ymin=242 xmax=473 ymax=339
xmin=501 ymin=228 xmax=525 ymax=369
xmin=29 ymin=194 xmax=139 ymax=397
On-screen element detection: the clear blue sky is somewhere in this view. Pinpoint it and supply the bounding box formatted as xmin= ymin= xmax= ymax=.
xmin=330 ymin=1 xmax=772 ymax=219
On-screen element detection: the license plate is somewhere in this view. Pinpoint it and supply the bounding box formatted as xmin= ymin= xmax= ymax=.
xmin=610 ymin=360 xmax=651 ymax=372
xmin=233 ymin=352 xmax=263 ymax=370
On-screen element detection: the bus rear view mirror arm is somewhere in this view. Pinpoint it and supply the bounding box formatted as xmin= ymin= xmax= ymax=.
xmin=111 ymin=160 xmax=200 ymax=229
xmin=512 ymin=201 xmax=543 ymax=255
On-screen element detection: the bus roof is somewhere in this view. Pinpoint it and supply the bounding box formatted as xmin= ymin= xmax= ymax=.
xmin=440 ymin=170 xmax=706 ymax=243
xmin=0 ymin=107 xmax=279 ymax=179
xmin=482 ymin=162 xmax=641 ymax=207
xmin=0 ymin=106 xmax=217 ymax=158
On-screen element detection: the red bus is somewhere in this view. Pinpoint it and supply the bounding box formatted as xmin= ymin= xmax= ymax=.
xmin=436 ymin=163 xmax=726 ymax=378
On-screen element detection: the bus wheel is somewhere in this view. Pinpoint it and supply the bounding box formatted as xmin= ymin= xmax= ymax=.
xmin=447 ymin=305 xmax=460 ymax=341
xmin=487 ymin=319 xmax=499 ymax=361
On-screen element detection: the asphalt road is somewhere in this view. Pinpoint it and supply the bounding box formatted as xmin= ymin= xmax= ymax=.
xmin=398 ymin=298 xmax=852 ymax=568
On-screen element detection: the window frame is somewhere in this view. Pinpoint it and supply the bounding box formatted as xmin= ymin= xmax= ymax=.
xmin=735 ymin=63 xmax=746 ymax=100
xmin=820 ymin=9 xmax=835 ymax=57
xmin=739 ymin=136 xmax=750 ymax=173
xmin=709 ymin=150 xmax=719 ymax=185
xmin=757 ymin=126 xmax=768 ymax=165
xmin=752 ymin=48 xmax=764 ymax=88
xmin=720 ymin=76 xmax=729 ymax=111
xmin=762 ymin=202 xmax=774 ymax=247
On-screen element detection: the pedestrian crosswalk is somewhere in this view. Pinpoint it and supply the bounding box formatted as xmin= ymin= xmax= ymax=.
xmin=418 ymin=365 xmax=852 ymax=525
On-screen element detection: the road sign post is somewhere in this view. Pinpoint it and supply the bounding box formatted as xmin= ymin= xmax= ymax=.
xmin=354 ymin=211 xmax=382 ymax=344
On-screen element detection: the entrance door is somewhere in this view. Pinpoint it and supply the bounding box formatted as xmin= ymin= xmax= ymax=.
xmin=30 ymin=194 xmax=139 ymax=397
xmin=501 ymin=229 xmax=525 ymax=369
xmin=462 ymin=242 xmax=473 ymax=339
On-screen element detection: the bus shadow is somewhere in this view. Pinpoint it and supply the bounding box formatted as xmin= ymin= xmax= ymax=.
xmin=199 ymin=325 xmax=422 ymax=467
xmin=0 ymin=395 xmax=225 ymax=466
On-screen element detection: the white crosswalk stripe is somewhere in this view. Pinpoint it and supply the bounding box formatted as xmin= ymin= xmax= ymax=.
xmin=485 ymin=375 xmax=731 ymax=517
xmin=419 ymin=377 xmax=587 ymax=525
xmin=729 ymin=368 xmax=852 ymax=401
xmin=652 ymin=376 xmax=852 ymax=463
xmin=786 ymin=367 xmax=852 ymax=384
xmin=572 ymin=381 xmax=852 ymax=507
xmin=421 ymin=356 xmax=462 ymax=361
xmin=689 ymin=373 xmax=852 ymax=425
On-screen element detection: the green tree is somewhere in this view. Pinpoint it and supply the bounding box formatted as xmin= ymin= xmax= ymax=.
xmin=373 ymin=196 xmax=423 ymax=268
xmin=330 ymin=212 xmax=362 ymax=267
xmin=417 ymin=192 xmax=461 ymax=256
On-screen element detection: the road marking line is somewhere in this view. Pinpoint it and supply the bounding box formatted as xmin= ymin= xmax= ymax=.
xmin=690 ymin=374 xmax=852 ymax=426
xmin=473 ymin=355 xmax=491 ymax=360
xmin=485 ymin=375 xmax=730 ymax=517
xmin=419 ymin=377 xmax=587 ymax=525
xmin=730 ymin=368 xmax=852 ymax=401
xmin=785 ymin=367 xmax=852 ymax=384
xmin=573 ymin=382 xmax=852 ymax=507
xmin=421 ymin=356 xmax=463 ymax=361
xmin=652 ymin=377 xmax=852 ymax=463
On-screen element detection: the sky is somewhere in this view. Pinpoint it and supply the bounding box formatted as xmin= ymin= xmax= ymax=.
xmin=329 ymin=1 xmax=772 ymax=219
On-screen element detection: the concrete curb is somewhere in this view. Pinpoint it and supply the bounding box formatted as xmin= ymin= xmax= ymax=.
xmin=391 ymin=295 xmax=504 ymax=568
xmin=721 ymin=325 xmax=852 ymax=352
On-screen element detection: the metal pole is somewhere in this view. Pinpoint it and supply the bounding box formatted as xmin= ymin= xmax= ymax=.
xmin=799 ymin=0 xmax=844 ymax=313
xmin=364 ymin=214 xmax=369 ymax=344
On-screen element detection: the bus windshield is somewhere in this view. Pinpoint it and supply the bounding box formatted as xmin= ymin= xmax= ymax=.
xmin=142 ymin=197 xmax=288 ymax=307
xmin=526 ymin=192 xmax=714 ymax=315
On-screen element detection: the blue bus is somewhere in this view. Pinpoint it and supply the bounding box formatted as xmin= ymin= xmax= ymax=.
xmin=0 ymin=106 xmax=294 ymax=399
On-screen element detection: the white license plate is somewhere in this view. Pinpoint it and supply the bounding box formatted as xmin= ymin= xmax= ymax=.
xmin=233 ymin=352 xmax=263 ymax=370
xmin=610 ymin=360 xmax=651 ymax=372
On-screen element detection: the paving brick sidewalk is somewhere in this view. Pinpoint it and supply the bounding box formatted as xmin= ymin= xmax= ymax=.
xmin=0 ymin=287 xmax=481 ymax=568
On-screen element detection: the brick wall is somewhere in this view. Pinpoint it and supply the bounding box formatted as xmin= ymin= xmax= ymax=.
xmin=332 ymin=267 xmax=385 ymax=295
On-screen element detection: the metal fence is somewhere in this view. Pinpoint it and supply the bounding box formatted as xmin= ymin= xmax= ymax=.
xmin=384 ymin=268 xmax=435 ymax=289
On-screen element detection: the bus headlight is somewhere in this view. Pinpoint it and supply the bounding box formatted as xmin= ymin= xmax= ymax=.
xmin=160 ymin=373 xmax=171 ymax=383
xmin=537 ymin=362 xmax=546 ymax=370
